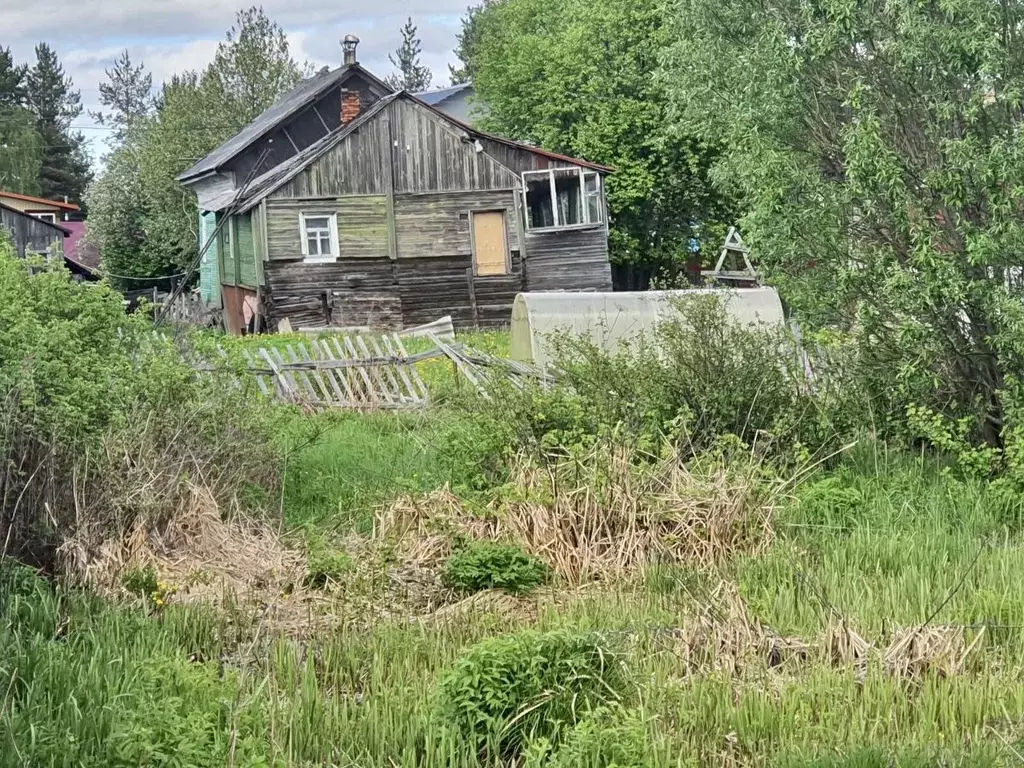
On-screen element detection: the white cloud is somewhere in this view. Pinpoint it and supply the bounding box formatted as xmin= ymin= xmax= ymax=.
xmin=2 ymin=1 xmax=469 ymax=167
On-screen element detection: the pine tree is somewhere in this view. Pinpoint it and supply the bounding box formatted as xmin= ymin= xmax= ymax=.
xmin=90 ymin=50 xmax=152 ymax=146
xmin=0 ymin=46 xmax=28 ymax=108
xmin=0 ymin=46 xmax=42 ymax=194
xmin=386 ymin=18 xmax=433 ymax=92
xmin=26 ymin=43 xmax=91 ymax=205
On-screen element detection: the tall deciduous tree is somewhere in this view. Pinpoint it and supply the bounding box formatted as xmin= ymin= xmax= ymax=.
xmin=663 ymin=0 xmax=1024 ymax=446
xmin=26 ymin=43 xmax=91 ymax=204
xmin=0 ymin=46 xmax=42 ymax=194
xmin=204 ymin=6 xmax=306 ymax=124
xmin=88 ymin=7 xmax=306 ymax=283
xmin=386 ymin=18 xmax=433 ymax=92
xmin=84 ymin=51 xmax=153 ymax=282
xmin=449 ymin=1 xmax=502 ymax=84
xmin=468 ymin=0 xmax=734 ymax=273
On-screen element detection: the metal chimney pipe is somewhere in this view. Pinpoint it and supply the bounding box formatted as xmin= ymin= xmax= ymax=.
xmin=342 ymin=35 xmax=359 ymax=66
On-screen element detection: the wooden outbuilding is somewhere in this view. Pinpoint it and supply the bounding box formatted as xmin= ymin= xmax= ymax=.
xmin=178 ymin=38 xmax=613 ymax=334
xmin=0 ymin=201 xmax=69 ymax=259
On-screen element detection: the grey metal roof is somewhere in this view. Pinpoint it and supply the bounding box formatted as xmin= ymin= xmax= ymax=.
xmin=414 ymin=82 xmax=473 ymax=106
xmin=177 ymin=64 xmax=390 ymax=183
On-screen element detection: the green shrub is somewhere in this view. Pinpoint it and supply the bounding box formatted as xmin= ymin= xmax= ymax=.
xmin=437 ymin=629 xmax=627 ymax=757
xmin=0 ymin=244 xmax=281 ymax=567
xmin=305 ymin=547 xmax=355 ymax=589
xmin=442 ymin=542 xmax=551 ymax=595
xmin=524 ymin=705 xmax=661 ymax=767
xmin=453 ymin=294 xmax=856 ymax=469
xmin=122 ymin=566 xmax=159 ymax=597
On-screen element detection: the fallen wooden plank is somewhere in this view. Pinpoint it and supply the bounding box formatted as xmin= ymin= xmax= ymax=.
xmin=398 ymin=315 xmax=456 ymax=342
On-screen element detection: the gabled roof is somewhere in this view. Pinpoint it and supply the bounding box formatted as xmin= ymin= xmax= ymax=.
xmin=231 ymin=91 xmax=612 ymax=213
xmin=0 ymin=190 xmax=80 ymax=211
xmin=177 ymin=63 xmax=392 ymax=183
xmin=0 ymin=200 xmax=72 ymax=235
xmin=415 ymin=82 xmax=474 ymax=107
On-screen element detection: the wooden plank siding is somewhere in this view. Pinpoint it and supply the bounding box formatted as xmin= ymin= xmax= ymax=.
xmin=394 ymin=191 xmax=519 ymax=259
xmin=219 ymin=213 xmax=236 ymax=287
xmin=398 ymin=253 xmax=524 ymax=329
xmin=0 ymin=206 xmax=64 ymax=258
xmin=236 ymin=212 xmax=258 ymax=289
xmin=266 ymin=196 xmax=390 ymax=260
xmin=269 ymin=117 xmax=390 ymax=198
xmin=475 ymin=137 xmax=575 ymax=174
xmin=388 ymin=99 xmax=519 ymax=194
xmin=524 ymin=227 xmax=613 ymax=292
xmin=264 ymin=259 xmax=400 ymax=329
xmin=198 ymin=210 xmax=220 ymax=305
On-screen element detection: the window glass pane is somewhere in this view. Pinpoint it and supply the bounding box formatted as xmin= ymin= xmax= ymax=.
xmin=318 ymin=233 xmax=332 ymax=256
xmin=307 ymin=236 xmax=319 ymax=255
xmin=553 ymin=169 xmax=583 ymax=226
xmin=584 ymin=173 xmax=599 ymax=194
xmin=525 ymin=176 xmax=555 ymax=229
xmin=587 ymin=196 xmax=601 ymax=224
xmin=304 ymin=216 xmax=329 ymax=230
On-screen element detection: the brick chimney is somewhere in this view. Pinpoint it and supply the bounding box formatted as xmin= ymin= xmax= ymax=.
xmin=341 ymin=88 xmax=361 ymax=124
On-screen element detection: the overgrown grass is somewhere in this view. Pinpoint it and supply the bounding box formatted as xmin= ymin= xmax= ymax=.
xmin=7 ymin=449 xmax=1024 ymax=765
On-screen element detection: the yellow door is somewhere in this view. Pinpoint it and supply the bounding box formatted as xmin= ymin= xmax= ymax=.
xmin=473 ymin=211 xmax=508 ymax=276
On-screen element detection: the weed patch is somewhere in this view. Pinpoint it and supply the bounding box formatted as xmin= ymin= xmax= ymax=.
xmin=437 ymin=629 xmax=627 ymax=757
xmin=442 ymin=541 xmax=551 ymax=595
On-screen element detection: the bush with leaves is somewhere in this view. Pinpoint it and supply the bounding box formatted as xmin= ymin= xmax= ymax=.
xmin=453 ymin=294 xmax=856 ymax=470
xmin=0 ymin=241 xmax=279 ymax=568
xmin=442 ymin=541 xmax=551 ymax=595
xmin=437 ymin=629 xmax=627 ymax=757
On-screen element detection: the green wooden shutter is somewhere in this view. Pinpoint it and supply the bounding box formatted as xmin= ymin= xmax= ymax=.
xmin=236 ymin=213 xmax=257 ymax=288
xmin=219 ymin=213 xmax=236 ymax=286
xmin=198 ymin=210 xmax=221 ymax=305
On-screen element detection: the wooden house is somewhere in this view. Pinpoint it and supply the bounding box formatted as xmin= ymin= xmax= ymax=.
xmin=178 ymin=38 xmax=613 ymax=334
xmin=0 ymin=190 xmax=80 ymax=223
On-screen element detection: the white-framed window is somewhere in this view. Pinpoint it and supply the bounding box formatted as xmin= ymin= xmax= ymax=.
xmin=299 ymin=212 xmax=339 ymax=263
xmin=522 ymin=167 xmax=603 ymax=232
xmin=31 ymin=212 xmax=57 ymax=223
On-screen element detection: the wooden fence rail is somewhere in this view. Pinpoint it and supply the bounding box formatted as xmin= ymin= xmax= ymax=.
xmin=166 ymin=329 xmax=551 ymax=410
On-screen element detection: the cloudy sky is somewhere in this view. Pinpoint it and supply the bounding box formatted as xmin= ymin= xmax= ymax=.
xmin=2 ymin=1 xmax=468 ymax=169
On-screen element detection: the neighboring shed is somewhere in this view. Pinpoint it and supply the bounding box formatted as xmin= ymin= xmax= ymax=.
xmin=0 ymin=190 xmax=80 ymax=223
xmin=414 ymin=82 xmax=485 ymax=125
xmin=0 ymin=201 xmax=68 ymax=259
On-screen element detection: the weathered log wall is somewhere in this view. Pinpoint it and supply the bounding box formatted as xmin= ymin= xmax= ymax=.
xmin=264 ymin=258 xmax=400 ymax=329
xmin=524 ymin=227 xmax=612 ymax=292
